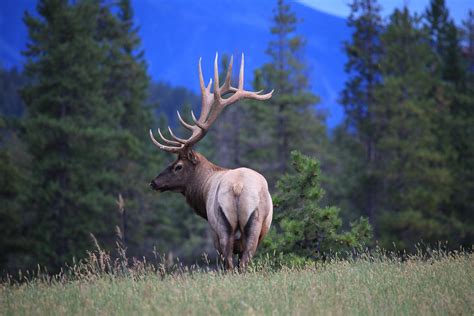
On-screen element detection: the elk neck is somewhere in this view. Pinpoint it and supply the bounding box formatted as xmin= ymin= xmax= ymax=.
xmin=183 ymin=152 xmax=227 ymax=220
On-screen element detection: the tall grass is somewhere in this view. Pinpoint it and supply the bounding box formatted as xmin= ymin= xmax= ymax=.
xmin=1 ymin=246 xmax=473 ymax=315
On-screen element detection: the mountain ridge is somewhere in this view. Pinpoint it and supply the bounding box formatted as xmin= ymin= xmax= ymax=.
xmin=0 ymin=0 xmax=350 ymax=126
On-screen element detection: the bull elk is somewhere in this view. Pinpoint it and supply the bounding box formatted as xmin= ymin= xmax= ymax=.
xmin=149 ymin=53 xmax=273 ymax=271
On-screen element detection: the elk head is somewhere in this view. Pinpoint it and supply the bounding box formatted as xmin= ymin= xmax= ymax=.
xmin=149 ymin=53 xmax=273 ymax=194
xmin=149 ymin=151 xmax=198 ymax=193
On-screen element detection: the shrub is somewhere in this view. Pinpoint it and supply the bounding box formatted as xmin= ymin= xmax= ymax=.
xmin=260 ymin=151 xmax=372 ymax=260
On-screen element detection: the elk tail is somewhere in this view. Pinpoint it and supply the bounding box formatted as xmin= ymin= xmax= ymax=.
xmin=232 ymin=182 xmax=244 ymax=196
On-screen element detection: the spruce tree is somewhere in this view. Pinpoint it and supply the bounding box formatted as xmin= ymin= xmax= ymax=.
xmin=374 ymin=8 xmax=452 ymax=249
xmin=463 ymin=11 xmax=474 ymax=75
xmin=340 ymin=0 xmax=383 ymax=229
xmin=100 ymin=0 xmax=151 ymax=137
xmin=0 ymin=117 xmax=27 ymax=272
xmin=0 ymin=68 xmax=29 ymax=273
xmin=261 ymin=0 xmax=324 ymax=177
xmin=0 ymin=67 xmax=27 ymax=117
xmin=95 ymin=0 xmax=157 ymax=256
xmin=426 ymin=1 xmax=473 ymax=247
xmin=447 ymin=10 xmax=474 ymax=246
xmin=425 ymin=0 xmax=464 ymax=84
xmin=22 ymin=0 xmax=124 ymax=269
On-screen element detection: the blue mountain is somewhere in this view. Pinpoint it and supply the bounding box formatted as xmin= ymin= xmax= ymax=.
xmin=0 ymin=0 xmax=350 ymax=127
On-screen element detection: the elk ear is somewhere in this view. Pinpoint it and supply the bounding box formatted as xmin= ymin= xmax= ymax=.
xmin=187 ymin=150 xmax=198 ymax=165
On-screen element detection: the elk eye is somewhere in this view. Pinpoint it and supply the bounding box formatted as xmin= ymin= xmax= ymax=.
xmin=174 ymin=165 xmax=183 ymax=172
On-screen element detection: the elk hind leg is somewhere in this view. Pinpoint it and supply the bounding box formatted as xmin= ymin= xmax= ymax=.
xmin=239 ymin=210 xmax=261 ymax=272
xmin=217 ymin=206 xmax=235 ymax=270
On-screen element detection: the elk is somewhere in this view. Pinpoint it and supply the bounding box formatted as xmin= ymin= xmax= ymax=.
xmin=149 ymin=53 xmax=273 ymax=271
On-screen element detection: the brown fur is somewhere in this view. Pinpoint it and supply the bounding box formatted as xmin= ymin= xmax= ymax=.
xmin=183 ymin=153 xmax=225 ymax=219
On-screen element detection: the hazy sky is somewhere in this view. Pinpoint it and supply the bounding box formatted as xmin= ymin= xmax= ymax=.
xmin=297 ymin=0 xmax=472 ymax=23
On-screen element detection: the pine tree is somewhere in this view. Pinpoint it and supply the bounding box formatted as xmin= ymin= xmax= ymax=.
xmin=21 ymin=0 xmax=125 ymax=269
xmin=463 ymin=11 xmax=474 ymax=76
xmin=95 ymin=0 xmax=157 ymax=256
xmin=426 ymin=1 xmax=473 ymax=247
xmin=324 ymin=125 xmax=366 ymax=224
xmin=446 ymin=10 xmax=474 ymax=246
xmin=0 ymin=68 xmax=29 ymax=273
xmin=261 ymin=0 xmax=323 ymax=176
xmin=100 ymin=0 xmax=151 ymax=137
xmin=0 ymin=67 xmax=27 ymax=117
xmin=340 ymin=0 xmax=383 ymax=229
xmin=0 ymin=117 xmax=27 ymax=272
xmin=374 ymin=8 xmax=452 ymax=249
xmin=425 ymin=0 xmax=464 ymax=84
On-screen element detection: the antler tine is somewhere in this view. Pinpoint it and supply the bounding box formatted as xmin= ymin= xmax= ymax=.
xmin=238 ymin=53 xmax=244 ymax=90
xmin=242 ymin=88 xmax=274 ymax=100
xmin=158 ymin=128 xmax=182 ymax=146
xmin=214 ymin=53 xmax=236 ymax=99
xmin=149 ymin=54 xmax=273 ymax=154
xmin=220 ymin=55 xmax=234 ymax=94
xmin=191 ymin=110 xmax=206 ymax=129
xmin=198 ymin=57 xmax=205 ymax=94
xmin=213 ymin=52 xmax=221 ymax=102
xmin=149 ymin=129 xmax=182 ymax=153
xmin=197 ymin=57 xmax=214 ymax=125
xmin=176 ymin=110 xmax=194 ymax=131
xmin=202 ymin=53 xmax=255 ymax=127
xmin=167 ymin=126 xmax=187 ymax=144
xmin=211 ymin=52 xmax=232 ymax=116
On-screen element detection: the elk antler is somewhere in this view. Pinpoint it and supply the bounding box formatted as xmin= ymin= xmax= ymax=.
xmin=149 ymin=53 xmax=273 ymax=154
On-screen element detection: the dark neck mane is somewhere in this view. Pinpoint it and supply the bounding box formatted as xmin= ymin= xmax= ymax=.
xmin=183 ymin=153 xmax=226 ymax=220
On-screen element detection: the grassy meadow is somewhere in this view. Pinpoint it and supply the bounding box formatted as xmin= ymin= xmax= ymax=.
xmin=1 ymin=249 xmax=473 ymax=315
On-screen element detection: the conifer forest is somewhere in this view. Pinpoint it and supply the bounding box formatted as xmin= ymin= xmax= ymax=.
xmin=0 ymin=0 xmax=473 ymax=275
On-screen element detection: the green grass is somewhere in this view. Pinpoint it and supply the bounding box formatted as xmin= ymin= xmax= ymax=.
xmin=1 ymin=250 xmax=473 ymax=315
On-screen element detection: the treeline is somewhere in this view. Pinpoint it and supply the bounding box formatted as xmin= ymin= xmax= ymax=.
xmin=330 ymin=0 xmax=474 ymax=250
xmin=207 ymin=0 xmax=473 ymax=257
xmin=0 ymin=0 xmax=211 ymax=274
xmin=0 ymin=0 xmax=472 ymax=274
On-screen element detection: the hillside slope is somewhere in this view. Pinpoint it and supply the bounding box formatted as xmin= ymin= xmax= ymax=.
xmin=0 ymin=0 xmax=350 ymax=126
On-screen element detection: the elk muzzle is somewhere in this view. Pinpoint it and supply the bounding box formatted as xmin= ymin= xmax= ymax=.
xmin=149 ymin=180 xmax=158 ymax=190
xmin=149 ymin=179 xmax=168 ymax=191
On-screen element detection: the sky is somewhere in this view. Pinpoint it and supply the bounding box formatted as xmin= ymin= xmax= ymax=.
xmin=297 ymin=0 xmax=472 ymax=23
